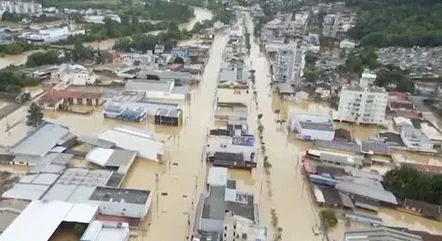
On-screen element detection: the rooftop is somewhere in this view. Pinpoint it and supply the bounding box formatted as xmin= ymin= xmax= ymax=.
xmin=291 ymin=113 xmax=334 ymax=132
xmin=345 ymin=227 xmax=423 ymax=241
xmin=11 ymin=122 xmax=71 ymax=157
xmin=207 ymin=167 xmax=228 ymax=187
xmin=125 ymin=79 xmax=173 ymax=92
xmin=0 ymin=200 xmax=99 ymax=241
xmin=89 ymin=186 xmax=150 ymax=205
xmin=80 ymin=220 xmax=129 ymax=241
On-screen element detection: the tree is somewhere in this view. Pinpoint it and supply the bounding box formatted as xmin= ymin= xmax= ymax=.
xmin=26 ymin=102 xmax=43 ymax=127
xmin=320 ymin=209 xmax=338 ymax=230
xmin=383 ymin=165 xmax=442 ymax=205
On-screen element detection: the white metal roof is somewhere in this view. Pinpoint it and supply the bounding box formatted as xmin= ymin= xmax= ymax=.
xmin=1 ymin=183 xmax=50 ymax=200
xmin=0 ymin=200 xmax=99 ymax=241
xmin=98 ymin=127 xmax=164 ymax=161
xmin=207 ymin=167 xmax=228 ymax=186
xmin=86 ymin=148 xmax=114 ymax=167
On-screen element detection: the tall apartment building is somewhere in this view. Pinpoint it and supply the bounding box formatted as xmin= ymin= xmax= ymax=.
xmin=274 ymin=48 xmax=294 ymax=83
xmin=0 ymin=1 xmax=42 ymax=14
xmin=337 ymin=86 xmax=388 ymax=124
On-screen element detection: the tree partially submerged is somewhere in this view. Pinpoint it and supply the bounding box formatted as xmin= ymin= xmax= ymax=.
xmin=320 ymin=209 xmax=338 ymax=230
xmin=26 ymin=102 xmax=43 ymax=127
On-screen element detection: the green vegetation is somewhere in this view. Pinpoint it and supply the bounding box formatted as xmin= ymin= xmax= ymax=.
xmin=26 ymin=102 xmax=44 ymax=128
xmin=26 ymin=43 xmax=96 ymax=67
xmin=383 ymin=165 xmax=442 ymax=205
xmin=375 ymin=65 xmax=414 ymax=93
xmin=56 ymin=18 xmax=169 ymax=45
xmin=303 ymin=52 xmax=320 ymax=82
xmin=0 ymin=41 xmax=36 ymax=55
xmin=344 ymin=47 xmax=378 ymax=74
xmin=320 ymin=209 xmax=338 ymax=230
xmin=114 ymin=22 xmax=191 ymax=52
xmin=26 ymin=51 xmax=61 ymax=67
xmin=0 ymin=70 xmax=39 ymax=93
xmin=348 ymin=0 xmax=442 ymax=47
xmin=144 ymin=0 xmax=194 ymax=22
xmin=1 ymin=12 xmax=27 ymax=22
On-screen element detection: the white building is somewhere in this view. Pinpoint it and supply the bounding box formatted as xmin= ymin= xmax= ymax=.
xmin=81 ymin=221 xmax=130 ymax=241
xmin=400 ymin=125 xmax=434 ymax=151
xmin=289 ymin=113 xmax=335 ymax=141
xmin=0 ymin=1 xmax=42 ymax=14
xmin=337 ymin=86 xmax=388 ymax=124
xmin=84 ymin=14 xmax=121 ymax=24
xmin=59 ymin=64 xmax=97 ymax=86
xmin=340 ymin=39 xmax=357 ymax=49
xmin=359 ymin=69 xmax=377 ymax=88
xmin=223 ymin=212 xmax=267 ymax=241
xmin=125 ymin=79 xmax=189 ymax=100
xmin=26 ymin=26 xmax=85 ymax=43
xmin=206 ymin=135 xmax=256 ymax=163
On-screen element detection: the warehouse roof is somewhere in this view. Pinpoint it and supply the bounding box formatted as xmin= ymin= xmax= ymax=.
xmin=336 ymin=181 xmax=398 ymax=205
xmin=11 ymin=122 xmax=70 ymax=157
xmin=345 ymin=227 xmax=423 ymax=241
xmin=0 ymin=200 xmax=98 ymax=241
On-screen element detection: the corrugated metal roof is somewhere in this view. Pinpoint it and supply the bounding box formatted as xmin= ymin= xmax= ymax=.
xmin=11 ymin=123 xmax=70 ymax=157
xmin=0 ymin=200 xmax=99 ymax=241
xmin=336 ymin=181 xmax=397 ymax=205
xmin=1 ymin=183 xmax=50 ymax=200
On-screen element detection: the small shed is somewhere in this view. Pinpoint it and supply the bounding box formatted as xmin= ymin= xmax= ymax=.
xmin=154 ymin=109 xmax=183 ymax=126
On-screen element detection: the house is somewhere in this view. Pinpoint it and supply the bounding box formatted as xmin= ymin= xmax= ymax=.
xmin=154 ymin=44 xmax=165 ymax=54
xmin=359 ymin=69 xmax=377 ymax=88
xmin=289 ymin=113 xmax=335 ymax=141
xmin=400 ymin=125 xmax=434 ymax=151
xmin=339 ymin=39 xmax=357 ymax=49
xmin=88 ymin=186 xmax=152 ymax=219
xmin=223 ymin=212 xmax=267 ymax=241
xmin=125 ymin=79 xmax=189 ymax=100
xmin=39 ymin=90 xmax=106 ymax=110
xmin=195 ymin=180 xmax=257 ymax=232
xmin=206 ymin=135 xmax=256 ymax=170
xmin=154 ymin=108 xmax=183 ymax=126
xmin=214 ymin=102 xmax=248 ymax=122
xmin=337 ymin=86 xmax=388 ymax=124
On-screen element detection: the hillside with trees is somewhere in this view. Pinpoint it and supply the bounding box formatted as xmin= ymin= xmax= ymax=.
xmin=348 ymin=0 xmax=442 ymax=47
xmin=383 ymin=165 xmax=442 ymax=205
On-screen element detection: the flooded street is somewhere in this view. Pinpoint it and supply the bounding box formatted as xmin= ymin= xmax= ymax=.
xmin=0 ymin=9 xmax=441 ymax=241
xmin=244 ymin=13 xmax=322 ymax=241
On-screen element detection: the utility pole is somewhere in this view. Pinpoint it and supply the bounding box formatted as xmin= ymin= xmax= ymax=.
xmin=155 ymin=173 xmax=159 ymax=217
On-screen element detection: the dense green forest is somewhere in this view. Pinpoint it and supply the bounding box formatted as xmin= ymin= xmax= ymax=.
xmin=348 ymin=0 xmax=442 ymax=47
xmin=383 ymin=165 xmax=442 ymax=206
